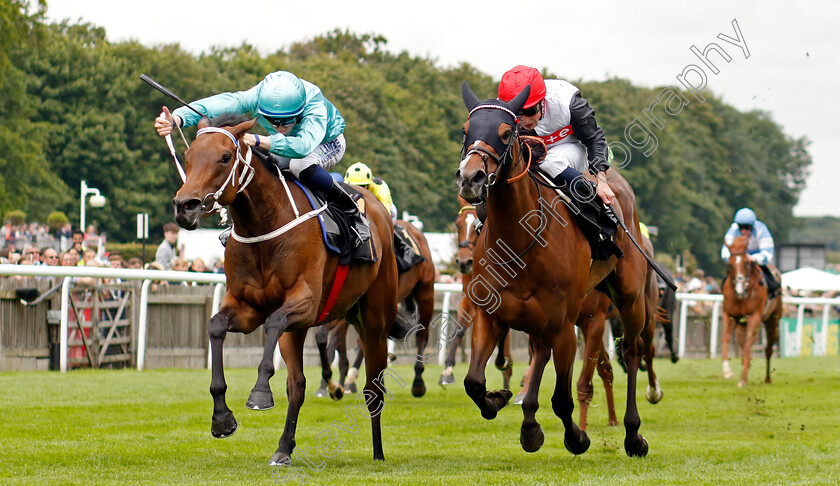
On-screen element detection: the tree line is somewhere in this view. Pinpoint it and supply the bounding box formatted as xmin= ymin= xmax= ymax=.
xmin=1 ymin=1 xmax=811 ymax=274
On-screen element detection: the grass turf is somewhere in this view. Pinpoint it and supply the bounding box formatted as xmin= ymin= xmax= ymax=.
xmin=1 ymin=356 xmax=839 ymax=485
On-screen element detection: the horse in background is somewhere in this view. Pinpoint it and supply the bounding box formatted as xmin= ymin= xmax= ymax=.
xmin=721 ymin=235 xmax=783 ymax=387
xmin=439 ymin=197 xmax=514 ymax=389
xmin=457 ymin=84 xmax=652 ymax=457
xmin=315 ymin=219 xmax=436 ymax=398
xmin=172 ymin=114 xmax=411 ymax=464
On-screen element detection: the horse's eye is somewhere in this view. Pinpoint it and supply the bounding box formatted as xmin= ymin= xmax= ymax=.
xmin=220 ymin=153 xmax=232 ymax=164
xmin=500 ymin=129 xmax=512 ymax=144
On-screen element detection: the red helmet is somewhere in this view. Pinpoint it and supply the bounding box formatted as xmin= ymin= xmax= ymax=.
xmin=498 ymin=65 xmax=546 ymax=109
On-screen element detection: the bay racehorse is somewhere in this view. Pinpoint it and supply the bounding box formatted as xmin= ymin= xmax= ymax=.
xmin=439 ymin=197 xmax=514 ymax=389
xmin=721 ymin=235 xmax=783 ymax=387
xmin=171 ymin=114 xmax=410 ymax=464
xmin=456 ymin=84 xmax=652 ymax=456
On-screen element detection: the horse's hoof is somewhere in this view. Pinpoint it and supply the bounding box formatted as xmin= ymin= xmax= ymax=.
xmin=564 ymin=429 xmax=590 ymax=455
xmin=646 ymin=384 xmax=663 ymax=404
xmin=670 ymin=353 xmax=679 ymax=364
xmin=495 ymin=356 xmax=513 ymax=372
xmin=625 ymin=435 xmax=649 ymax=457
xmin=269 ymin=452 xmax=292 ymax=467
xmin=607 ymin=417 xmax=619 ymax=427
xmin=513 ymin=391 xmax=526 ymax=405
xmin=738 ymin=380 xmax=746 ymax=388
xmin=387 ymin=353 xmax=397 ymax=363
xmin=246 ymin=389 xmax=274 ymax=410
xmin=411 ymin=379 xmax=426 ymax=398
xmin=346 ymin=383 xmax=357 ymax=394
xmin=211 ymin=411 xmax=238 ymax=438
xmin=520 ymin=424 xmax=545 ymax=453
xmin=487 ymin=389 xmax=512 ymax=409
xmin=438 ymin=372 xmax=455 ymax=386
xmin=314 ymin=387 xmax=328 ymax=398
xmin=722 ymin=361 xmax=733 ymax=380
xmin=329 ymin=386 xmax=344 ymax=401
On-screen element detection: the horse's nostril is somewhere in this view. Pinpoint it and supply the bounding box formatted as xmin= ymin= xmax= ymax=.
xmin=174 ymin=198 xmax=201 ymax=214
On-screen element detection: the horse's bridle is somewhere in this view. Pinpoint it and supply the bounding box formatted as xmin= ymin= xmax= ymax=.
xmin=728 ymin=251 xmax=756 ymax=298
xmin=194 ymin=127 xmax=256 ymax=218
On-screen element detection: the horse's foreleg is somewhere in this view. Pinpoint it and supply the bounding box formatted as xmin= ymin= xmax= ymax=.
xmin=269 ymin=329 xmax=308 ymax=466
xmin=513 ymin=338 xmax=535 ymax=405
xmin=209 ymin=312 xmax=237 ymax=438
xmin=551 ymin=325 xmax=590 ymax=456
xmin=519 ymin=340 xmax=550 ymax=453
xmin=464 ymin=316 xmax=511 ymax=420
xmin=721 ymin=315 xmax=735 ymax=379
xmin=314 ymin=325 xmax=333 ymax=398
xmin=247 ymin=308 xmax=290 ymax=411
xmin=738 ymin=312 xmax=762 ymax=387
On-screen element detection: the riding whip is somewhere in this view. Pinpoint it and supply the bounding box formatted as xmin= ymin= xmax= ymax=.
xmin=139 ymin=74 xmax=204 ymax=117
xmin=605 ymin=204 xmax=677 ymax=291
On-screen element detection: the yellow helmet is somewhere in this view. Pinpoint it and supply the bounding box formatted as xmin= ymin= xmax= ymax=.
xmin=639 ymin=222 xmax=650 ymax=239
xmin=345 ymin=162 xmax=373 ymax=185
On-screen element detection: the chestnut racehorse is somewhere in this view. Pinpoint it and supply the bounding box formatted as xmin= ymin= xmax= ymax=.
xmin=721 ymin=235 xmax=783 ymax=387
xmin=439 ymin=197 xmax=514 ymax=389
xmin=456 ymin=84 xmax=651 ymax=456
xmin=171 ymin=114 xmax=409 ymax=464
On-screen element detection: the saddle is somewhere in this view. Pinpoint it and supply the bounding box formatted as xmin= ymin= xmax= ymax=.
xmin=535 ymin=172 xmax=623 ymax=260
xmin=394 ymin=224 xmax=426 ymax=273
xmin=292 ymin=179 xmax=377 ymax=266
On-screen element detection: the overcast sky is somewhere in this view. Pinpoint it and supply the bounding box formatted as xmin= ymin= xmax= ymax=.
xmin=44 ymin=0 xmax=839 ymax=217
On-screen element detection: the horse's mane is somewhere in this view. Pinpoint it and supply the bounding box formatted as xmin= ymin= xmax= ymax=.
xmin=207 ymin=113 xmax=252 ymax=128
xmin=730 ymin=235 xmax=749 ymax=253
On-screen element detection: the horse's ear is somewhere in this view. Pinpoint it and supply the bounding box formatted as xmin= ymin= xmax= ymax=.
xmin=462 ymin=82 xmax=480 ymax=111
xmin=232 ymin=118 xmax=259 ymax=139
xmin=507 ymin=85 xmax=531 ymax=114
xmin=197 ymin=116 xmax=210 ymax=129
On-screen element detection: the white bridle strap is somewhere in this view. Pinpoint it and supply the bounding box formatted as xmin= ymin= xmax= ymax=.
xmin=194 ymin=127 xmax=255 ymax=215
xmin=231 ymin=204 xmax=328 ymax=243
xmin=468 ymin=104 xmax=518 ymax=121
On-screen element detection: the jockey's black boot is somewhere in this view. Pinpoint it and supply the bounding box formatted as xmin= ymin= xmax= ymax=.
xmin=760 ymin=264 xmax=781 ymax=298
xmin=548 ymin=167 xmax=621 ymax=260
xmin=327 ymin=180 xmax=371 ymax=246
xmin=298 ymin=164 xmax=371 ymax=247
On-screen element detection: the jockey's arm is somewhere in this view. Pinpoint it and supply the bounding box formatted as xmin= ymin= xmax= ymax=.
xmin=569 ymin=92 xmax=612 ymax=204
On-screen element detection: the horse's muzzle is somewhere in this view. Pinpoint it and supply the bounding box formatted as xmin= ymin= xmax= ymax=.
xmin=173 ymin=197 xmax=202 ymax=230
xmin=458 ymin=258 xmax=473 ymax=275
xmin=456 ymin=169 xmax=487 ymax=203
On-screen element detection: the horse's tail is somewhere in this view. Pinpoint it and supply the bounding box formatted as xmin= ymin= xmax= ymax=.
xmin=388 ymin=302 xmax=417 ymax=341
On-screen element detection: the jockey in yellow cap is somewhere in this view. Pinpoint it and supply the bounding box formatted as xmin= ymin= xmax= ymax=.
xmin=344 ymin=162 xmax=398 ymax=221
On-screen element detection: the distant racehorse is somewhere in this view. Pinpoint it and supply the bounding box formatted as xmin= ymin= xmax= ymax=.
xmin=721 ymin=235 xmax=783 ymax=387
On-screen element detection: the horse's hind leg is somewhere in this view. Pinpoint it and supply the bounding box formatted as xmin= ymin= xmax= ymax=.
xmin=738 ymin=313 xmax=762 ymax=387
xmin=314 ymin=324 xmax=331 ymax=398
xmin=519 ymin=340 xmax=550 ymax=453
xmin=247 ymin=308 xmax=292 ymax=411
xmin=642 ymin=318 xmax=663 ymax=404
xmin=333 ymin=322 xmax=349 ymax=387
xmin=269 ymin=329 xmax=308 ymax=466
xmin=764 ymin=312 xmax=780 ymax=384
xmin=496 ymin=330 xmax=513 ymax=390
xmin=594 ymin=341 xmax=618 ymax=426
xmin=411 ymin=287 xmax=435 ymax=397
xmin=356 ymin=321 xmax=393 ymax=461
xmin=551 ymin=325 xmax=590 ymax=456
xmin=659 ymin=308 xmax=679 ymax=363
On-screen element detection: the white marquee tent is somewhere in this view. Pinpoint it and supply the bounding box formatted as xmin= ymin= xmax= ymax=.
xmin=780 ymin=267 xmax=840 ymax=292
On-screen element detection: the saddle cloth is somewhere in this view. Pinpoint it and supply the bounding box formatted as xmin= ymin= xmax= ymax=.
xmin=292 ymin=179 xmax=376 ymax=266
xmin=394 ymin=224 xmax=426 ymax=273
